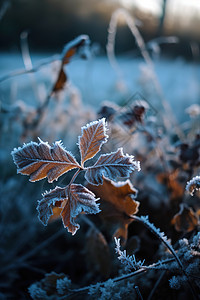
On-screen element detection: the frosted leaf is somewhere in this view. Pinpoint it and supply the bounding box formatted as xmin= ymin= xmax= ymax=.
xmin=171 ymin=203 xmax=198 ymax=233
xmin=37 ymin=186 xmax=67 ymax=226
xmin=61 ymin=184 xmax=100 ymax=235
xmin=186 ymin=175 xmax=200 ymax=196
xmin=78 ymin=118 xmax=108 ymax=166
xmin=11 ymin=139 xmax=80 ymax=183
xmin=85 ymin=148 xmax=140 ymax=185
xmin=62 ymin=35 xmax=90 ymax=65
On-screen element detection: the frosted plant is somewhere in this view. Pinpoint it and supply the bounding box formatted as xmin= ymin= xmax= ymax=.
xmin=114 ymin=237 xmax=145 ymax=271
xmin=11 ymin=118 xmax=140 ymax=235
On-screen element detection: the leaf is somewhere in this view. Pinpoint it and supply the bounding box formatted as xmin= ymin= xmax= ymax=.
xmin=52 ymin=67 xmax=67 ymax=93
xmin=61 ymin=184 xmax=100 ymax=235
xmin=62 ymin=35 xmax=90 ymax=65
xmin=37 ymin=186 xmax=67 ymax=226
xmin=52 ymin=35 xmax=90 ymax=93
xmin=85 ymin=148 xmax=140 ymax=185
xmin=157 ymin=170 xmax=184 ymax=201
xmin=88 ymin=177 xmax=139 ymax=244
xmin=12 ymin=139 xmax=80 ymax=183
xmin=78 ymin=118 xmax=108 ymax=166
xmin=171 ymin=204 xmax=198 ymax=233
xmin=186 ymin=175 xmax=200 ymax=196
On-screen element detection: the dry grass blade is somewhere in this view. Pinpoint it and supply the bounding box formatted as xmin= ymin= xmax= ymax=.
xmin=78 ymin=118 xmax=108 ymax=166
xmin=12 ymin=139 xmax=81 ymax=183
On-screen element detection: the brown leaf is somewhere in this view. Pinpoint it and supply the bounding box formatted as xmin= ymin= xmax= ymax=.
xmin=52 ymin=67 xmax=67 ymax=93
xmin=12 ymin=139 xmax=80 ymax=183
xmin=86 ymin=228 xmax=111 ymax=278
xmin=171 ymin=203 xmax=198 ymax=232
xmin=186 ymin=175 xmax=200 ymax=196
xmin=123 ymin=105 xmax=146 ymax=127
xmin=37 ymin=186 xmax=67 ymax=225
xmin=62 ymin=35 xmax=89 ymax=65
xmin=78 ymin=118 xmax=108 ymax=166
xmin=52 ymin=35 xmax=90 ymax=93
xmin=85 ymin=148 xmax=140 ymax=185
xmin=89 ymin=177 xmax=139 ymax=244
xmin=157 ymin=170 xmax=184 ymax=201
xmin=61 ymin=184 xmax=100 ymax=235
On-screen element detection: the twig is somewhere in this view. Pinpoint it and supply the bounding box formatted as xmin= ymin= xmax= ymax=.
xmin=106 ymin=8 xmax=184 ymax=141
xmin=59 ymin=258 xmax=175 ymax=299
xmin=0 ymin=54 xmax=60 ymax=84
xmin=147 ymin=270 xmax=166 ymax=300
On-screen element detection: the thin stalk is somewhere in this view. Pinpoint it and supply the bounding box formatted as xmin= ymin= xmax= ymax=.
xmin=59 ymin=258 xmax=175 ymax=299
xmin=131 ymin=215 xmax=198 ymax=299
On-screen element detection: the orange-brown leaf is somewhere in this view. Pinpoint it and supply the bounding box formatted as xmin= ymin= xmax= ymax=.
xmin=62 ymin=35 xmax=89 ymax=65
xmin=171 ymin=203 xmax=198 ymax=232
xmin=61 ymin=184 xmax=100 ymax=235
xmin=78 ymin=118 xmax=108 ymax=166
xmin=12 ymin=139 xmax=80 ymax=183
xmin=89 ymin=177 xmax=139 ymax=244
xmin=52 ymin=67 xmax=67 ymax=93
xmin=37 ymin=186 xmax=67 ymax=225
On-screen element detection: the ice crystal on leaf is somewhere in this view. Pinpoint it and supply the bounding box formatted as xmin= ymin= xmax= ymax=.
xmin=85 ymin=148 xmax=140 ymax=185
xmin=11 ymin=139 xmax=80 ymax=183
xmin=12 ymin=118 xmax=140 ymax=234
xmin=186 ymin=175 xmax=200 ymax=196
xmin=78 ymin=118 xmax=108 ymax=166
xmin=114 ymin=237 xmax=145 ymax=271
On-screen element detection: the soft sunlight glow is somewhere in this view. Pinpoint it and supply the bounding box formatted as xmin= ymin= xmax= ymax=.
xmin=120 ymin=0 xmax=163 ymax=17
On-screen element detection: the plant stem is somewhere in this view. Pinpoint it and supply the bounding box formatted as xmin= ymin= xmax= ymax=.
xmin=131 ymin=215 xmax=198 ymax=299
xmin=59 ymin=258 xmax=175 ymax=299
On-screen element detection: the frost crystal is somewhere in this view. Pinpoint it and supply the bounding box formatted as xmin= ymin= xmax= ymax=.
xmin=185 ymin=175 xmax=200 ymax=196
xmin=114 ymin=237 xmax=145 ymax=271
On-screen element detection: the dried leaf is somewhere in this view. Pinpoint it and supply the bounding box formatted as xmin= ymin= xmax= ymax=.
xmin=186 ymin=175 xmax=200 ymax=196
xmin=85 ymin=148 xmax=140 ymax=185
xmin=86 ymin=228 xmax=111 ymax=278
xmin=78 ymin=118 xmax=108 ymax=166
xmin=12 ymin=139 xmax=80 ymax=183
xmin=157 ymin=170 xmax=184 ymax=201
xmin=52 ymin=67 xmax=67 ymax=93
xmin=122 ymin=105 xmax=146 ymax=127
xmin=89 ymin=177 xmax=139 ymax=244
xmin=62 ymin=35 xmax=89 ymax=65
xmin=61 ymin=184 xmax=100 ymax=235
xmin=37 ymin=186 xmax=67 ymax=226
xmin=171 ymin=204 xmax=198 ymax=232
xmin=52 ymin=35 xmax=90 ymax=93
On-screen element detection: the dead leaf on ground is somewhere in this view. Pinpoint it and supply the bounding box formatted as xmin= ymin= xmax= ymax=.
xmin=171 ymin=203 xmax=198 ymax=233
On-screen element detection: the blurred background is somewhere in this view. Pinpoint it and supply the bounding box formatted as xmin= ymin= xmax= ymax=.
xmin=1 ymin=0 xmax=200 ymax=58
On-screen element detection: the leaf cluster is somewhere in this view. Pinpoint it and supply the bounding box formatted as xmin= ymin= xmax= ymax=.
xmin=12 ymin=118 xmax=140 ymax=234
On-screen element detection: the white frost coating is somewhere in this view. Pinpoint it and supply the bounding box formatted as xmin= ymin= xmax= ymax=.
xmin=185 ymin=175 xmax=200 ymax=196
xmin=78 ymin=118 xmax=109 ymax=165
xmin=61 ymin=35 xmax=90 ymax=60
xmin=85 ymin=147 xmax=140 ymax=185
xmin=79 ymin=117 xmax=109 ymax=143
